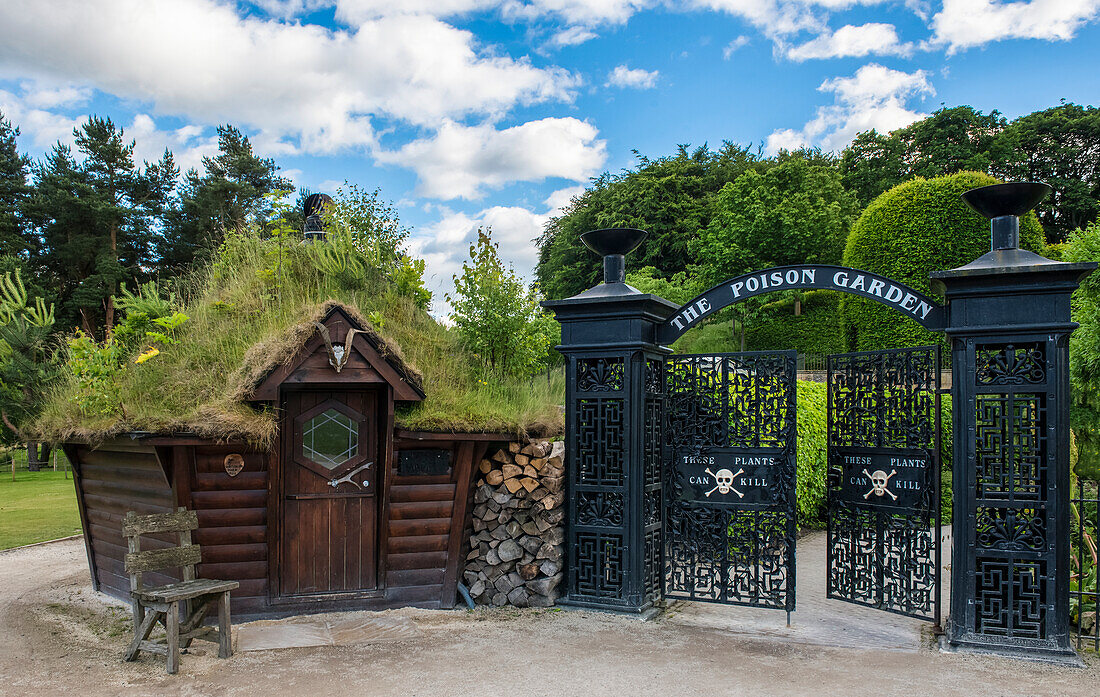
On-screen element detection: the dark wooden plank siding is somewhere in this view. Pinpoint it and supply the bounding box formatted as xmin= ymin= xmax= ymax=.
xmin=187 ymin=444 xmax=270 ymax=614
xmin=383 ymin=477 xmax=455 ymax=606
xmin=72 ymin=443 xmax=177 ymax=601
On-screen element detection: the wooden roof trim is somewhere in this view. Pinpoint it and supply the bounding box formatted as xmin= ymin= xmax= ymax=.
xmin=249 ymin=307 xmax=425 ymax=402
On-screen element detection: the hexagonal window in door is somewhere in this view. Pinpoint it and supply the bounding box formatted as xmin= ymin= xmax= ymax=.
xmin=302 ymin=408 xmax=359 ymax=469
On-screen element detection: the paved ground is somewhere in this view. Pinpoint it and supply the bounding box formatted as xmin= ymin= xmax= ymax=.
xmin=1 ymin=532 xmax=1097 ymax=696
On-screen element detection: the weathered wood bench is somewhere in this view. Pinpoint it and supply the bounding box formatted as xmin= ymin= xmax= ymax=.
xmin=122 ymin=507 xmax=239 ymax=674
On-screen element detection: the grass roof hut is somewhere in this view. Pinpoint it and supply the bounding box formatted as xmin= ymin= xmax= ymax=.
xmin=37 ymin=207 xmax=563 ymax=616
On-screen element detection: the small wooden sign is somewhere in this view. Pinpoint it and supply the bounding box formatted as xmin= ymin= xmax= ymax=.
xmin=224 ymin=453 xmax=245 ymax=477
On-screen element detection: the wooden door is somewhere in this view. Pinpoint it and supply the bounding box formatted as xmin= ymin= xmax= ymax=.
xmin=279 ymin=391 xmax=379 ymax=596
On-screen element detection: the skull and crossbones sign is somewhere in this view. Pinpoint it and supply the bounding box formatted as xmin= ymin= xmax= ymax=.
xmin=863 ymin=468 xmax=897 ymax=500
xmin=705 ymin=467 xmax=744 ymax=498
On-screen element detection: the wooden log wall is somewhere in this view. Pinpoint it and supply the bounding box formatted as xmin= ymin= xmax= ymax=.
xmin=185 ymin=444 xmax=269 ymax=616
xmin=67 ymin=442 xmax=178 ymax=600
xmin=384 ymin=437 xmax=485 ymax=609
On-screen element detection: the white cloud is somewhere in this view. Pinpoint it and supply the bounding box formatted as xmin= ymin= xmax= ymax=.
xmin=0 ymin=0 xmax=578 ymax=156
xmin=544 ymin=185 xmax=586 ymax=212
xmin=931 ymin=0 xmax=1100 ymax=53
xmin=376 ymin=117 xmax=606 ymax=200
xmin=248 ymin=0 xmax=333 ymax=18
xmin=0 ymin=89 xmax=85 ymax=151
xmin=411 ymin=202 xmax=553 ymax=317
xmin=786 ymin=23 xmax=911 ymax=60
xmin=605 ymin=64 xmax=659 ymax=89
xmin=20 ymin=81 xmax=92 ymax=109
xmin=545 ymin=25 xmax=600 ymax=47
xmin=501 ymin=0 xmax=653 ymax=26
xmin=723 ymin=35 xmax=751 ymax=58
xmin=334 ymin=0 xmax=492 ymax=23
xmin=125 ymin=113 xmax=220 ymax=173
xmin=766 ymin=63 xmax=933 ymax=153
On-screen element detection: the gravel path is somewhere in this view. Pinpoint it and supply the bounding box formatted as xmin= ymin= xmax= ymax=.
xmin=1 ymin=535 xmax=1096 ymax=696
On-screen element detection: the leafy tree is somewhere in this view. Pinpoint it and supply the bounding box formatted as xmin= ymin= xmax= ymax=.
xmin=536 ymin=142 xmax=759 ymax=300
xmin=0 ymin=110 xmax=32 ymax=257
xmin=624 ymin=266 xmax=703 ymax=306
xmin=448 ymin=229 xmax=557 ymax=377
xmin=839 ymin=106 xmax=1007 ymax=206
xmin=1065 ymin=221 xmax=1100 ymax=479
xmin=841 ymin=171 xmax=1045 ymax=351
xmin=840 ymin=103 xmax=1100 ymax=244
xmin=994 ymin=103 xmax=1100 ymax=242
xmin=26 ymin=117 xmax=176 ymax=338
xmin=164 ymin=125 xmax=291 ymax=269
xmin=701 ymin=154 xmax=859 ymax=278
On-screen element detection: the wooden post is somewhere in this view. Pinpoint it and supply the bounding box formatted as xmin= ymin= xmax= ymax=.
xmin=166 ymin=600 xmax=180 ymax=674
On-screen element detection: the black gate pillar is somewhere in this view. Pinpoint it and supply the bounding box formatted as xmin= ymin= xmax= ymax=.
xmin=931 ymin=183 xmax=1096 ymax=662
xmin=543 ymin=229 xmax=679 ymax=614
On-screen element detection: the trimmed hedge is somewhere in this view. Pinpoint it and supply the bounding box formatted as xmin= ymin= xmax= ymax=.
xmin=841 ymin=172 xmax=1045 ymax=351
xmin=746 ymin=290 xmax=845 ymax=355
xmin=673 ymin=291 xmax=844 ymax=356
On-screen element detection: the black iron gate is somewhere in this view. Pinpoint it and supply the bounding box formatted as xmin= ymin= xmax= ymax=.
xmin=663 ymin=351 xmax=798 ymax=615
xmin=826 ymin=346 xmax=941 ymax=622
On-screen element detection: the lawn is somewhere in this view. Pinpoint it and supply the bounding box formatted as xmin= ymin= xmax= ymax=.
xmin=0 ymin=454 xmax=83 ymax=550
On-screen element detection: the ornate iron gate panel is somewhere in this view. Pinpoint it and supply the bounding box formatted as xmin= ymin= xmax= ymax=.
xmin=664 ymin=351 xmax=797 ymax=614
xmin=826 ymin=346 xmax=941 ymax=621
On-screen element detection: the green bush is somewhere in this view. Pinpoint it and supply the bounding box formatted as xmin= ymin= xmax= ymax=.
xmin=841 ymin=171 xmax=1045 ymax=351
xmin=796 ymin=381 xmax=829 ymax=526
xmin=746 ymin=291 xmax=844 ymax=355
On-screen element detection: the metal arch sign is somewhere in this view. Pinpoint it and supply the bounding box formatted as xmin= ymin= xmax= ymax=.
xmin=656 ymin=265 xmax=946 ymax=345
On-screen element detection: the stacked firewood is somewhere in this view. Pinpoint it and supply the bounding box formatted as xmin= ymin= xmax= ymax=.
xmin=463 ymin=440 xmax=564 ymax=607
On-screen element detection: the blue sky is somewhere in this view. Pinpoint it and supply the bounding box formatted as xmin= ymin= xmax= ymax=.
xmin=0 ymin=0 xmax=1097 ymax=315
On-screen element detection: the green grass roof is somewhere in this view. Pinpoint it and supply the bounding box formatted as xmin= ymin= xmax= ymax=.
xmin=35 ymin=231 xmax=564 ymax=447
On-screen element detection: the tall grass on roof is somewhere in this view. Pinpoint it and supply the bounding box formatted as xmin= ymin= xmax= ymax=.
xmin=35 ymin=190 xmax=564 ymax=446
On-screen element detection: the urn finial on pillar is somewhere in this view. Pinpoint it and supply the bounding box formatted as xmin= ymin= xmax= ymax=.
xmin=580 ymin=228 xmax=648 ymax=285
xmin=961 ymin=181 xmax=1051 ymax=253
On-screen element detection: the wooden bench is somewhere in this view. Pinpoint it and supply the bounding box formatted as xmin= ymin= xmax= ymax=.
xmin=122 ymin=507 xmax=239 ymax=674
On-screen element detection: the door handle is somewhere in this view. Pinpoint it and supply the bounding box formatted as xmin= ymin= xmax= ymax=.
xmin=329 ymin=461 xmax=373 ymax=489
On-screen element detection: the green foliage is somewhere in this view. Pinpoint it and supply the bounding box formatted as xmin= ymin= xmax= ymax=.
xmin=25 ymin=116 xmax=177 ymax=336
xmin=536 ymin=143 xmax=760 ymax=299
xmin=995 ymin=103 xmax=1100 ymax=242
xmin=624 ymin=266 xmax=703 ymax=306
xmin=0 ymin=109 xmax=32 ymax=258
xmin=163 ymin=125 xmax=291 ymax=269
xmin=839 ymin=103 xmax=1100 ymax=244
xmin=745 ymin=291 xmax=844 ymax=354
xmin=0 ymin=268 xmax=59 ymax=443
xmin=701 ymin=155 xmax=859 ymax=282
xmin=841 ymin=171 xmax=1045 ymax=351
xmin=66 ymin=332 xmax=122 ymax=416
xmin=39 ymin=222 xmax=564 ymax=442
xmin=796 ymin=381 xmax=828 ymax=526
xmin=1065 ymin=221 xmax=1100 ymax=478
xmin=447 ymin=230 xmax=557 ymax=378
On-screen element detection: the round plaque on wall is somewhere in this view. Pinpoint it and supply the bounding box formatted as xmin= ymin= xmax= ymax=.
xmin=224 ymin=453 xmax=245 ymax=477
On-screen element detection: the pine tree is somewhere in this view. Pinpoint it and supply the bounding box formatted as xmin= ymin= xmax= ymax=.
xmin=27 ymin=117 xmax=176 ymax=338
xmin=0 ymin=110 xmax=32 ymax=257
xmin=163 ymin=125 xmax=293 ymax=268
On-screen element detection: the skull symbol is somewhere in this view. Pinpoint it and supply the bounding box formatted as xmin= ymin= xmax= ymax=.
xmin=862 ymin=468 xmax=898 ymax=500
xmin=705 ymin=467 xmax=744 ymax=498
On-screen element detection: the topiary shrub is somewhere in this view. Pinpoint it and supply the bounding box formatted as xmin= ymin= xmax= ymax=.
xmin=841 ymin=171 xmax=1045 ymax=351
